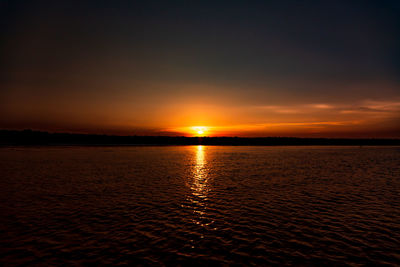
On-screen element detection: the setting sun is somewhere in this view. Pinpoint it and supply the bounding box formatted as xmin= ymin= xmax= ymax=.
xmin=192 ymin=126 xmax=208 ymax=136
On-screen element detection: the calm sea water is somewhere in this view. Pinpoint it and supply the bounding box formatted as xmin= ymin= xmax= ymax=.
xmin=0 ymin=146 xmax=399 ymax=266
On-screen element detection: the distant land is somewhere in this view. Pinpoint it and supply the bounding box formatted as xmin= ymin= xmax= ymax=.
xmin=1 ymin=129 xmax=399 ymax=146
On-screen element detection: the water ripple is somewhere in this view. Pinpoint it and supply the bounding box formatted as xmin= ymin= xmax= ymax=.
xmin=0 ymin=146 xmax=399 ymax=265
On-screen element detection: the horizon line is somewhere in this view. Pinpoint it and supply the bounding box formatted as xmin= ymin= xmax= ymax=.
xmin=1 ymin=129 xmax=400 ymax=140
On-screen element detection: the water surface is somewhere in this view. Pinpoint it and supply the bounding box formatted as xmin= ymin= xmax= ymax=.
xmin=0 ymin=146 xmax=399 ymax=265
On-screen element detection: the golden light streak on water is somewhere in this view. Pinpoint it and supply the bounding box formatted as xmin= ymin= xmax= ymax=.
xmin=187 ymin=145 xmax=213 ymax=233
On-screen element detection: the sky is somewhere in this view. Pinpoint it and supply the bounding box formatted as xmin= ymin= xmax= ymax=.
xmin=1 ymin=0 xmax=400 ymax=137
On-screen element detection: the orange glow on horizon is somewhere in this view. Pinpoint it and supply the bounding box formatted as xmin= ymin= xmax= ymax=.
xmin=191 ymin=126 xmax=209 ymax=136
xmin=164 ymin=118 xmax=373 ymax=137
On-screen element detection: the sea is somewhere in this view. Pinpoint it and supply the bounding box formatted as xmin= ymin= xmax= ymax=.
xmin=0 ymin=146 xmax=399 ymax=265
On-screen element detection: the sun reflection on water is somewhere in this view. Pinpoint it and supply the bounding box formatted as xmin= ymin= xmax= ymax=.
xmin=192 ymin=145 xmax=208 ymax=198
xmin=187 ymin=145 xmax=213 ymax=228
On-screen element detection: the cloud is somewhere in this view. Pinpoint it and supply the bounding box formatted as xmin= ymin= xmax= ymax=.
xmin=340 ymin=100 xmax=400 ymax=115
xmin=307 ymin=104 xmax=334 ymax=109
xmin=254 ymin=100 xmax=400 ymax=116
xmin=254 ymin=103 xmax=336 ymax=114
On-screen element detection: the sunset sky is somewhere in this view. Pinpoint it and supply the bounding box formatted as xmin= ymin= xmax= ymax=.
xmin=1 ymin=1 xmax=399 ymax=137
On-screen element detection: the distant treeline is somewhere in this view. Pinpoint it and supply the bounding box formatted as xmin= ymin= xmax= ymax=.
xmin=0 ymin=129 xmax=399 ymax=146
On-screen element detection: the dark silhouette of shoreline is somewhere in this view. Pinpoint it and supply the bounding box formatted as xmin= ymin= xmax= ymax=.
xmin=1 ymin=129 xmax=399 ymax=146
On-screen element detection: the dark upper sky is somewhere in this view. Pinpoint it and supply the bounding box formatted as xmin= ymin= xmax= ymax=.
xmin=1 ymin=0 xmax=400 ymax=137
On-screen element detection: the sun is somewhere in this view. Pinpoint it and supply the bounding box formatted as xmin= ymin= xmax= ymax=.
xmin=192 ymin=126 xmax=208 ymax=136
